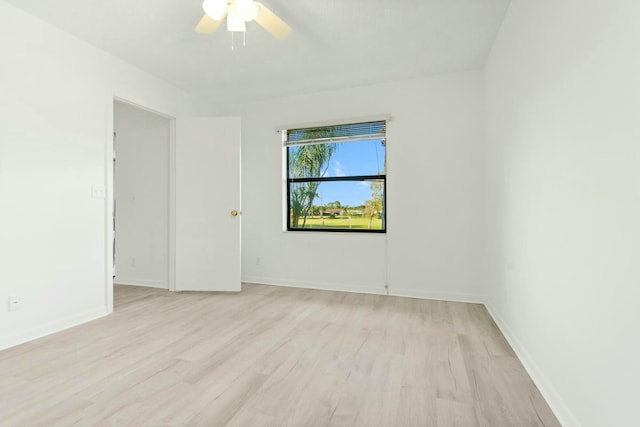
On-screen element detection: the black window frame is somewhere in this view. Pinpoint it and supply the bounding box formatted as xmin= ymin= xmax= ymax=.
xmin=284 ymin=121 xmax=387 ymax=233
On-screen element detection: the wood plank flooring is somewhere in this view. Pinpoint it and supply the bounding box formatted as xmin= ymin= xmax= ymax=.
xmin=0 ymin=284 xmax=560 ymax=426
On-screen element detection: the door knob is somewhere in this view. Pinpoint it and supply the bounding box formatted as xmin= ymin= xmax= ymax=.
xmin=230 ymin=210 xmax=238 ymax=217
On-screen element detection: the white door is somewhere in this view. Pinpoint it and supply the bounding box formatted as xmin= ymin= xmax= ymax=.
xmin=175 ymin=117 xmax=241 ymax=292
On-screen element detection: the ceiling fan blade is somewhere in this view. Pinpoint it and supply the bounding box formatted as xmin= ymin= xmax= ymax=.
xmin=194 ymin=14 xmax=224 ymax=34
xmin=254 ymin=2 xmax=292 ymax=39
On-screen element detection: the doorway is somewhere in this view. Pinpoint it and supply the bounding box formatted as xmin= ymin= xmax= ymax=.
xmin=113 ymin=101 xmax=172 ymax=304
xmin=107 ymin=105 xmax=242 ymax=312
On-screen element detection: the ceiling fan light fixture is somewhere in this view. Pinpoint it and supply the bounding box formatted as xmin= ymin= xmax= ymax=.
xmin=244 ymin=4 xmax=259 ymax=22
xmin=227 ymin=7 xmax=247 ymax=32
xmin=236 ymin=0 xmax=259 ymax=22
xmin=194 ymin=0 xmax=292 ymax=43
xmin=202 ymin=0 xmax=227 ymax=21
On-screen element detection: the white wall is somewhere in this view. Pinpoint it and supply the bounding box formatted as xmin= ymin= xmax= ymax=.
xmin=114 ymin=101 xmax=170 ymax=289
xmin=485 ymin=1 xmax=640 ymax=426
xmin=0 ymin=0 xmax=201 ymax=350
xmin=2 ymin=0 xmax=634 ymax=423
xmin=241 ymin=71 xmax=486 ymax=301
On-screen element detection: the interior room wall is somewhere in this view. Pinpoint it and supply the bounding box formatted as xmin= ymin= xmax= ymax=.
xmin=113 ymin=101 xmax=170 ymax=289
xmin=2 ymin=1 xmax=634 ymax=424
xmin=0 ymin=0 xmax=202 ymax=351
xmin=240 ymin=71 xmax=487 ymax=301
xmin=484 ymin=1 xmax=640 ymax=426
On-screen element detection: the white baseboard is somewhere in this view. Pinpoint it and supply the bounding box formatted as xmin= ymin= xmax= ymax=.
xmin=114 ymin=278 xmax=168 ymax=289
xmin=242 ymin=276 xmax=386 ymax=296
xmin=484 ymin=299 xmax=581 ymax=427
xmin=0 ymin=306 xmax=108 ymax=352
xmin=242 ymin=276 xmax=484 ymax=304
xmin=389 ymin=287 xmax=484 ymax=304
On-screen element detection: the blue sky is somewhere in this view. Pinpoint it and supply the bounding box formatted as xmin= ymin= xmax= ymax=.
xmin=315 ymin=138 xmax=385 ymax=207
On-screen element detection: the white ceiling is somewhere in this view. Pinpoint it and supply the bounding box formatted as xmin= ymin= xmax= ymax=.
xmin=5 ymin=0 xmax=511 ymax=105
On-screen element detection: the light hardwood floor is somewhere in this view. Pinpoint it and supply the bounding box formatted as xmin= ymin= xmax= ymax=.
xmin=0 ymin=284 xmax=560 ymax=427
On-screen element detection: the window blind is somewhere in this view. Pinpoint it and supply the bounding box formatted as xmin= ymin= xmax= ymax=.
xmin=284 ymin=120 xmax=386 ymax=146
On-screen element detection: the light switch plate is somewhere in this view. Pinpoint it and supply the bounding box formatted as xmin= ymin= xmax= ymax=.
xmin=92 ymin=185 xmax=106 ymax=199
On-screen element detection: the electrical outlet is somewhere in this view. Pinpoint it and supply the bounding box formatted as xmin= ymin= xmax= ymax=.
xmin=8 ymin=296 xmax=20 ymax=312
xmin=256 ymin=257 xmax=261 ymax=266
xmin=131 ymin=257 xmax=136 ymax=268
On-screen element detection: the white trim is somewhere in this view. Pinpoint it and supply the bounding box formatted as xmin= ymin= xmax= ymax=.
xmin=0 ymin=307 xmax=108 ymax=352
xmin=389 ymin=287 xmax=484 ymax=304
xmin=110 ymin=97 xmax=177 ymax=299
xmin=275 ymin=114 xmax=392 ymax=133
xmin=237 ymin=119 xmax=243 ymax=290
xmin=242 ymin=276 xmax=386 ymax=296
xmin=114 ymin=279 xmax=169 ymax=289
xmin=105 ymin=94 xmax=115 ymax=315
xmin=112 ymin=96 xmax=175 ymax=120
xmin=242 ymin=276 xmax=484 ymax=304
xmin=168 ymin=119 xmax=177 ymax=292
xmin=484 ymin=298 xmax=581 ymax=427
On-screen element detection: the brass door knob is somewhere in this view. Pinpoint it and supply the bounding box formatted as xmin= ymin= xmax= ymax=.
xmin=230 ymin=210 xmax=239 ymax=217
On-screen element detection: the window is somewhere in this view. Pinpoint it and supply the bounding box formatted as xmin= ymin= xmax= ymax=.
xmin=284 ymin=120 xmax=387 ymax=232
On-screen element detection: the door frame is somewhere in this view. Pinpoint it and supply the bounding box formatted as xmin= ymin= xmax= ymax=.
xmin=106 ymin=96 xmax=177 ymax=314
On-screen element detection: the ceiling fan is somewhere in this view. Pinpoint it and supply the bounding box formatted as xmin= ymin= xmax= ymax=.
xmin=195 ymin=0 xmax=292 ymax=40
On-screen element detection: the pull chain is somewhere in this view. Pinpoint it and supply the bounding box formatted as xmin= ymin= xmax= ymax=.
xmin=230 ymin=31 xmax=248 ymax=51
